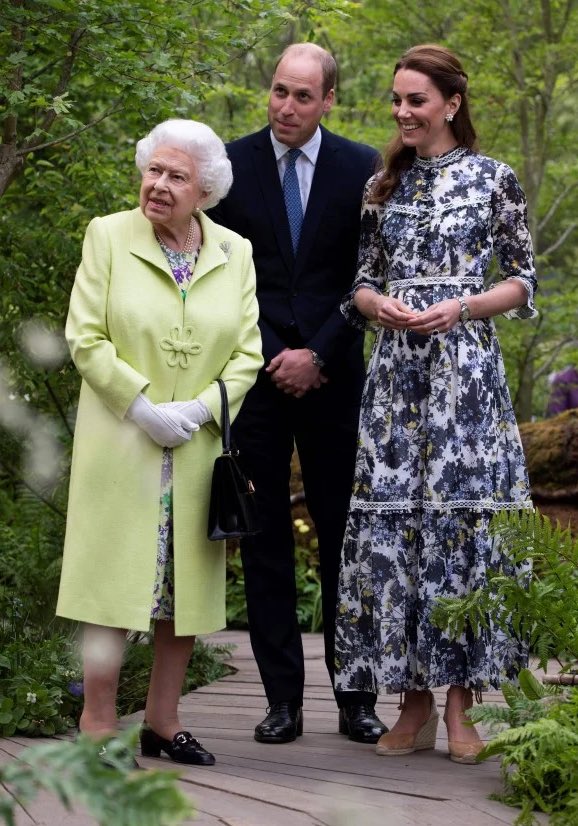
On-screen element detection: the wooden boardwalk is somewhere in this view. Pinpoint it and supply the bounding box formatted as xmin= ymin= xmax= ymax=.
xmin=0 ymin=630 xmax=547 ymax=825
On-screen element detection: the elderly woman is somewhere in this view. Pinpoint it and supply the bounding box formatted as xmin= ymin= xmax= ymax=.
xmin=56 ymin=119 xmax=263 ymax=766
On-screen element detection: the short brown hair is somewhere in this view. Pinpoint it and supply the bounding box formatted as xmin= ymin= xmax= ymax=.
xmin=274 ymin=43 xmax=337 ymax=97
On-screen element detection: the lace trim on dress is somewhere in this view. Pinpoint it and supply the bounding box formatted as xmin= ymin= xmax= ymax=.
xmin=387 ymin=276 xmax=484 ymax=290
xmin=414 ymin=146 xmax=469 ymax=169
xmin=386 ymin=194 xmax=490 ymax=217
xmin=492 ymin=275 xmax=538 ymax=320
xmin=349 ymin=498 xmax=534 ymax=513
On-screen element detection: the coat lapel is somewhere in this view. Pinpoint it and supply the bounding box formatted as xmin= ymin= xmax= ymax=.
xmin=128 ymin=208 xmax=228 ymax=284
xmin=193 ymin=212 xmax=230 ymax=282
xmin=129 ymin=208 xmax=173 ymax=277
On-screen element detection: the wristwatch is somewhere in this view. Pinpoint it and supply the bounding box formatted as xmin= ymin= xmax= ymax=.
xmin=457 ymin=297 xmax=471 ymax=322
xmin=309 ymin=349 xmax=325 ymax=369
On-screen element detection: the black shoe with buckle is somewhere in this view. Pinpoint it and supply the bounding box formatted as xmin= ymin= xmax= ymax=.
xmin=140 ymin=726 xmax=215 ymax=765
xmin=338 ymin=704 xmax=388 ymax=743
xmin=254 ymin=701 xmax=303 ymax=743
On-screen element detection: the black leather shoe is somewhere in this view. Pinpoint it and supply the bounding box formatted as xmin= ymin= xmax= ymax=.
xmin=254 ymin=701 xmax=303 ymax=743
xmin=338 ymin=704 xmax=388 ymax=743
xmin=140 ymin=726 xmax=215 ymax=765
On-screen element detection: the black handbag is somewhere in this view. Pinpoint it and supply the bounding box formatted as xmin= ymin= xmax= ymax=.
xmin=207 ymin=379 xmax=260 ymax=541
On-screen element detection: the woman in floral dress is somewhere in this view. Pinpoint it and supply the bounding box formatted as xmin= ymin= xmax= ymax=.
xmin=334 ymin=45 xmax=537 ymax=763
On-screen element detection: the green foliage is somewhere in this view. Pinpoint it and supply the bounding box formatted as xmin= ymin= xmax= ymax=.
xmin=0 ymin=727 xmax=193 ymax=826
xmin=0 ymin=633 xmax=83 ymax=737
xmin=295 ymin=550 xmax=323 ymax=633
xmin=0 ymin=485 xmax=66 ymax=628
xmin=225 ymin=544 xmax=248 ymax=628
xmin=0 ymin=589 xmax=83 ymax=737
xmin=0 ymin=526 xmax=234 ymax=736
xmin=468 ymin=669 xmax=560 ymax=734
xmin=468 ymin=678 xmax=578 ymax=825
xmin=0 ymin=599 xmax=234 ymax=736
xmin=433 ymin=509 xmax=578 ymax=823
xmin=431 ymin=508 xmax=578 ymax=671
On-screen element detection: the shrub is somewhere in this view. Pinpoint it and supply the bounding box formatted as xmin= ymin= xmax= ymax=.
xmin=0 ymin=593 xmax=235 ymax=736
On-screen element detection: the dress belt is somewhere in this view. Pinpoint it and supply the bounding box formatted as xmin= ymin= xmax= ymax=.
xmin=387 ymin=276 xmax=484 ymax=290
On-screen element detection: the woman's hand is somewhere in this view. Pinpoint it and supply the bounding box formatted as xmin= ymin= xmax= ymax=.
xmin=158 ymin=398 xmax=213 ymax=428
xmin=353 ymin=288 xmax=417 ymax=330
xmin=374 ymin=296 xmax=419 ymax=330
xmin=126 ymin=394 xmax=198 ymax=447
xmin=405 ymin=298 xmax=461 ymax=335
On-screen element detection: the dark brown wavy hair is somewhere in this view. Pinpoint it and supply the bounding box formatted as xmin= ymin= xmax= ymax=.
xmin=370 ymin=44 xmax=478 ymax=204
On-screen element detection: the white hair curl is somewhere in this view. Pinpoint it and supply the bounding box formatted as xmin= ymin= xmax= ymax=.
xmin=135 ymin=119 xmax=232 ymax=209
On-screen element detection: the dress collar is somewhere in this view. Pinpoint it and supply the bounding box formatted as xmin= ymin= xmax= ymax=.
xmin=414 ymin=146 xmax=469 ymax=169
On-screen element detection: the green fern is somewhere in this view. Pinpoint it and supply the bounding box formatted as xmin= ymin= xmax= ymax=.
xmin=431 ymin=509 xmax=578 ymax=671
xmin=469 ymin=670 xmax=560 ymax=733
xmin=480 ymin=706 xmax=578 ymax=825
xmin=432 ymin=510 xmax=578 ymax=824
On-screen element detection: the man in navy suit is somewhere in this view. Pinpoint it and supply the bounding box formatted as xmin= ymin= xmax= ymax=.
xmin=209 ymin=43 xmax=387 ymax=744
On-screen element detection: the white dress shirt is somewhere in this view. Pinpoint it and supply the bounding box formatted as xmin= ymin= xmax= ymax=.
xmin=270 ymin=127 xmax=322 ymax=214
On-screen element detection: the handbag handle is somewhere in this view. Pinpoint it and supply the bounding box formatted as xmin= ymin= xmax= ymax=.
xmin=216 ymin=378 xmax=232 ymax=454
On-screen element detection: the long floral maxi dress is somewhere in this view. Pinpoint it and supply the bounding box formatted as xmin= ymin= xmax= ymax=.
xmin=150 ymin=243 xmax=198 ymax=620
xmin=334 ymin=147 xmax=538 ymax=695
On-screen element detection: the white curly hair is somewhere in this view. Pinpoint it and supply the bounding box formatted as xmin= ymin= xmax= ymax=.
xmin=135 ymin=119 xmax=232 ymax=209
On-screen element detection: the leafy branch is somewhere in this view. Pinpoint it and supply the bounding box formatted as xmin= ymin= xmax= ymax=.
xmin=0 ymin=728 xmax=194 ymax=826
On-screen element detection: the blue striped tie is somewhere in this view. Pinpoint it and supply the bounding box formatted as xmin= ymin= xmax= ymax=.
xmin=283 ymin=148 xmax=303 ymax=253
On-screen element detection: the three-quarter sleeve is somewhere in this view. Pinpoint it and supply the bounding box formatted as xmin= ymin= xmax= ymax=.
xmin=492 ymin=164 xmax=538 ymax=320
xmin=340 ymin=178 xmax=387 ymax=330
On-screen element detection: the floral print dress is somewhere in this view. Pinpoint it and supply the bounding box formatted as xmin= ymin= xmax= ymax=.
xmin=334 ymin=147 xmax=537 ymax=695
xmin=150 ymin=244 xmax=198 ymax=621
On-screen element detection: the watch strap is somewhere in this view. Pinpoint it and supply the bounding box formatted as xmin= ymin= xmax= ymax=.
xmin=309 ymin=349 xmax=325 ymax=369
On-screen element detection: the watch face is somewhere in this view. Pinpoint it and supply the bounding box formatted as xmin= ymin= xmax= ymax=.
xmin=460 ymin=300 xmax=470 ymax=321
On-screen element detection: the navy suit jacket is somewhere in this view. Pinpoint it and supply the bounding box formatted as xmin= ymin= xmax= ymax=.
xmin=209 ymin=125 xmax=380 ymax=376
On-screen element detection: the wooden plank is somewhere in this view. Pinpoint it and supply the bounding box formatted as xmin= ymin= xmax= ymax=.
xmin=0 ymin=632 xmax=552 ymax=826
xmin=175 ymin=767 xmax=504 ymax=826
xmin=179 ymin=780 xmax=324 ymax=826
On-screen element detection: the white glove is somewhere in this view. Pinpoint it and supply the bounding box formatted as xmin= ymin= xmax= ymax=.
xmin=126 ymin=393 xmax=199 ymax=448
xmin=158 ymin=398 xmax=213 ymax=429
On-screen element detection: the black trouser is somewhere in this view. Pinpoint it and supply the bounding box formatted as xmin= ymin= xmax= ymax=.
xmin=234 ymin=369 xmax=376 ymax=708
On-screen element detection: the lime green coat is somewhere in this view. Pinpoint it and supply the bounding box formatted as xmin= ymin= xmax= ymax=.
xmin=56 ymin=208 xmax=263 ymax=635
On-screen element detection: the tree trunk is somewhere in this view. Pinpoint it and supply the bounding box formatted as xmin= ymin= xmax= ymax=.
xmin=0 ymin=144 xmax=24 ymax=199
xmin=515 ymin=353 xmax=536 ymax=422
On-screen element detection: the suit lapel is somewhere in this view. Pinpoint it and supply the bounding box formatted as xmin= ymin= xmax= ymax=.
xmin=294 ymin=127 xmax=338 ymax=277
xmin=252 ymin=128 xmax=295 ymax=273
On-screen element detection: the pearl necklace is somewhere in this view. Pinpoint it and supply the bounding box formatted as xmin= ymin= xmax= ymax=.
xmin=155 ymin=215 xmax=199 ymax=255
